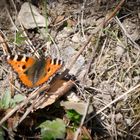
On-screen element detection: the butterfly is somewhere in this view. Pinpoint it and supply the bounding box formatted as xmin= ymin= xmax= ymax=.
xmin=6 ymin=55 xmax=63 ymax=88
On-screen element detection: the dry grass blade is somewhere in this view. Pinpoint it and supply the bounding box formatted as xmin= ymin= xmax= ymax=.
xmin=74 ymin=98 xmax=91 ymax=140
xmin=0 ymin=31 xmax=12 ymax=55
xmin=114 ymin=16 xmax=140 ymax=50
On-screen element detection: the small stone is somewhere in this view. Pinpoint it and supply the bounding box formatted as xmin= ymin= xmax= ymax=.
xmin=116 ymin=43 xmax=124 ymax=57
xmin=18 ymin=2 xmax=47 ymax=29
xmin=125 ymin=118 xmax=132 ymax=126
xmin=71 ymin=33 xmax=80 ymax=43
xmin=115 ymin=113 xmax=123 ymax=123
xmin=60 ymin=101 xmax=93 ymax=115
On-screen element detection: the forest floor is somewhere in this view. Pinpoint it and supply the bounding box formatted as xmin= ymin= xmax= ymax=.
xmin=0 ymin=0 xmax=140 ymax=139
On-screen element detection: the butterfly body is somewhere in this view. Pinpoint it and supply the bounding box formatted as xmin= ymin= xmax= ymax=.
xmin=7 ymin=55 xmax=63 ymax=88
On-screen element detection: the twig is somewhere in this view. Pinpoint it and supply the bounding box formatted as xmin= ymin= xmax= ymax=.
xmin=103 ymin=0 xmax=125 ymax=26
xmin=85 ymin=29 xmax=103 ymax=77
xmin=114 ymin=16 xmax=140 ymax=50
xmin=74 ymin=98 xmax=91 ymax=140
xmin=36 ymin=80 xmax=74 ymax=109
xmin=81 ymin=0 xmax=87 ymax=40
xmin=118 ymin=129 xmax=140 ymax=139
xmin=130 ymin=120 xmax=140 ymax=131
xmin=0 ymin=31 xmax=12 ymax=55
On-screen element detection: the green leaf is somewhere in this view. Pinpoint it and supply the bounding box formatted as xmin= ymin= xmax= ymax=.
xmin=66 ymin=109 xmax=82 ymax=125
xmin=9 ymin=99 xmax=16 ymax=108
xmin=13 ymin=94 xmax=25 ymax=103
xmin=9 ymin=94 xmax=25 ymax=108
xmin=1 ymin=90 xmax=11 ymax=109
xmin=15 ymin=31 xmax=27 ymax=45
xmin=39 ymin=118 xmax=66 ymax=140
xmin=0 ymin=127 xmax=5 ymax=140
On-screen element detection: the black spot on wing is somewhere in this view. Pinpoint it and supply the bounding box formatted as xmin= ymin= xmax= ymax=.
xmin=49 ymin=59 xmax=52 ymax=64
xmin=48 ymin=67 xmax=50 ymax=72
xmin=53 ymin=58 xmax=57 ymax=65
xmin=25 ymin=57 xmax=29 ymax=62
xmin=22 ymin=65 xmax=26 ymax=69
xmin=8 ymin=55 xmax=14 ymax=60
xmin=52 ymin=58 xmax=62 ymax=65
xmin=16 ymin=55 xmax=29 ymax=62
xmin=16 ymin=55 xmax=23 ymax=61
xmin=58 ymin=60 xmax=62 ymax=65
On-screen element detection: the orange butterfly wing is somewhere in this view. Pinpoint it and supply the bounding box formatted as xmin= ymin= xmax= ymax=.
xmin=35 ymin=58 xmax=62 ymax=86
xmin=7 ymin=55 xmax=63 ymax=88
xmin=7 ymin=55 xmax=36 ymax=87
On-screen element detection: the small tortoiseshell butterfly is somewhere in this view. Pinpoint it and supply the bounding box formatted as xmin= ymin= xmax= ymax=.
xmin=6 ymin=55 xmax=63 ymax=88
